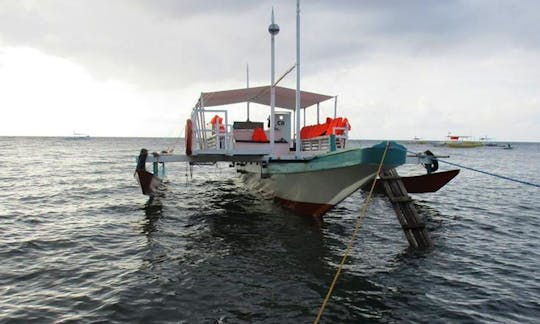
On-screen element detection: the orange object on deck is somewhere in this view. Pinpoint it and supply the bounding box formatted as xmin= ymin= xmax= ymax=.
xmin=210 ymin=114 xmax=225 ymax=132
xmin=252 ymin=127 xmax=268 ymax=142
xmin=300 ymin=117 xmax=351 ymax=139
xmin=325 ymin=117 xmax=342 ymax=135
xmin=335 ymin=118 xmax=351 ymax=135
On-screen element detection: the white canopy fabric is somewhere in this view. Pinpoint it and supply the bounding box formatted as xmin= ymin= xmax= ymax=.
xmin=197 ymin=85 xmax=333 ymax=110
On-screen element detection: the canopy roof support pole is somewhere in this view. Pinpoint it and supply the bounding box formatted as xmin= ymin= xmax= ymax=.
xmin=191 ymin=109 xmax=198 ymax=150
xmin=292 ymin=110 xmax=295 ymax=145
xmin=200 ymin=94 xmax=207 ymax=149
xmin=194 ymin=99 xmax=202 ymax=150
xmin=317 ymin=103 xmax=320 ymax=124
xmin=246 ymin=63 xmax=250 ymax=122
xmin=224 ymin=111 xmax=229 ymax=151
xmin=295 ymin=0 xmax=301 ymax=158
xmin=334 ymin=95 xmax=338 ymax=118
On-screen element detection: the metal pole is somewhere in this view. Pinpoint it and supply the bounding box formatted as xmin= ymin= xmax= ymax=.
xmin=317 ymin=103 xmax=320 ymax=124
xmin=295 ymin=0 xmax=301 ymax=158
xmin=269 ymin=8 xmax=280 ymax=156
xmin=224 ymin=111 xmax=228 ymax=150
xmin=334 ymin=95 xmax=338 ymax=118
xmin=274 ymin=64 xmax=296 ymax=86
xmin=292 ymin=110 xmax=295 ymax=146
xmin=200 ymin=94 xmax=206 ymax=149
xmin=246 ymin=63 xmax=250 ymax=121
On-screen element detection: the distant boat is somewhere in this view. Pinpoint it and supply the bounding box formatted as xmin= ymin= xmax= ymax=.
xmin=444 ymin=134 xmax=483 ymax=148
xmin=66 ymin=131 xmax=90 ymax=140
xmin=502 ymin=143 xmax=513 ymax=150
xmin=480 ymin=136 xmax=499 ymax=147
xmin=412 ymin=137 xmax=427 ymax=144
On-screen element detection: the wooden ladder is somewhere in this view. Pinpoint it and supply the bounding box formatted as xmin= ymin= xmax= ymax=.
xmin=380 ymin=168 xmax=433 ymax=248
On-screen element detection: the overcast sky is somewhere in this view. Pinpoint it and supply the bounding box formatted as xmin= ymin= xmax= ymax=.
xmin=0 ymin=0 xmax=538 ymax=141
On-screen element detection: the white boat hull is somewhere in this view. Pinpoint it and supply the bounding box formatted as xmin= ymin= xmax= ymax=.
xmin=240 ymin=162 xmax=379 ymax=217
xmin=236 ymin=144 xmax=407 ymax=217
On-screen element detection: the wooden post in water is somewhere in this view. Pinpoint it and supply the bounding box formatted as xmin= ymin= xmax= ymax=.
xmin=380 ymin=168 xmax=432 ymax=248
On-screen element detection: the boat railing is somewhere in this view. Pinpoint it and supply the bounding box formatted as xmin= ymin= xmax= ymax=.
xmin=301 ymin=136 xmax=330 ymax=151
xmin=191 ymin=109 xmax=233 ymax=153
xmin=196 ymin=125 xmax=235 ymax=152
xmin=301 ymin=126 xmax=348 ymax=152
xmin=204 ymin=127 xmax=224 ymax=150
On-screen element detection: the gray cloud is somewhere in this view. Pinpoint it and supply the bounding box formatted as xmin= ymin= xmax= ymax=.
xmin=1 ymin=0 xmax=539 ymax=89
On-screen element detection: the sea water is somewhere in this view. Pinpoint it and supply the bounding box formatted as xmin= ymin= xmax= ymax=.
xmin=0 ymin=137 xmax=539 ymax=323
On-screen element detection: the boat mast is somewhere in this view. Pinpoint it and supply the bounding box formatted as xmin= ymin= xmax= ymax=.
xmin=295 ymin=0 xmax=301 ymax=158
xmin=269 ymin=8 xmax=279 ymax=156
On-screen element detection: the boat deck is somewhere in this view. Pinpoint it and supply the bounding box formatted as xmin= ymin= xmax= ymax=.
xmin=143 ymin=151 xmax=319 ymax=164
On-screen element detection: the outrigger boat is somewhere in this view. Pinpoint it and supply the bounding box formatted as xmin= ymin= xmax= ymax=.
xmin=137 ymin=86 xmax=411 ymax=217
xmin=134 ymin=4 xmax=458 ymax=218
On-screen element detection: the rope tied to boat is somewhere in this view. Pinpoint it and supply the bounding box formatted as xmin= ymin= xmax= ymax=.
xmin=405 ymin=149 xmax=540 ymax=189
xmin=314 ymin=141 xmax=391 ymax=324
xmin=437 ymin=158 xmax=540 ymax=188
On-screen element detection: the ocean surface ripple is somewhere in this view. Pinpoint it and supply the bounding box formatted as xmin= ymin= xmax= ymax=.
xmin=0 ymin=137 xmax=539 ymax=323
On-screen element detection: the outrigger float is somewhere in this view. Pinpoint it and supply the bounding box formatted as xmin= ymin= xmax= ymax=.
xmin=134 ymin=3 xmax=459 ymax=242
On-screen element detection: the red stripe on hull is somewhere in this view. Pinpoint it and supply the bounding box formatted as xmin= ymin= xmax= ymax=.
xmin=274 ymin=197 xmax=333 ymax=218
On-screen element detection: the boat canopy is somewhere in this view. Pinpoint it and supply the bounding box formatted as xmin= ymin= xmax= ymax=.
xmin=196 ymin=85 xmax=333 ymax=110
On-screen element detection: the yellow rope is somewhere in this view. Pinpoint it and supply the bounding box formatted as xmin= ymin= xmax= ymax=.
xmin=314 ymin=141 xmax=391 ymax=324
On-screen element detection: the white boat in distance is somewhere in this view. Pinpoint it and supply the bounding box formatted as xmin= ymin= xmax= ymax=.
xmin=66 ymin=131 xmax=90 ymax=140
xmin=73 ymin=131 xmax=90 ymax=138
